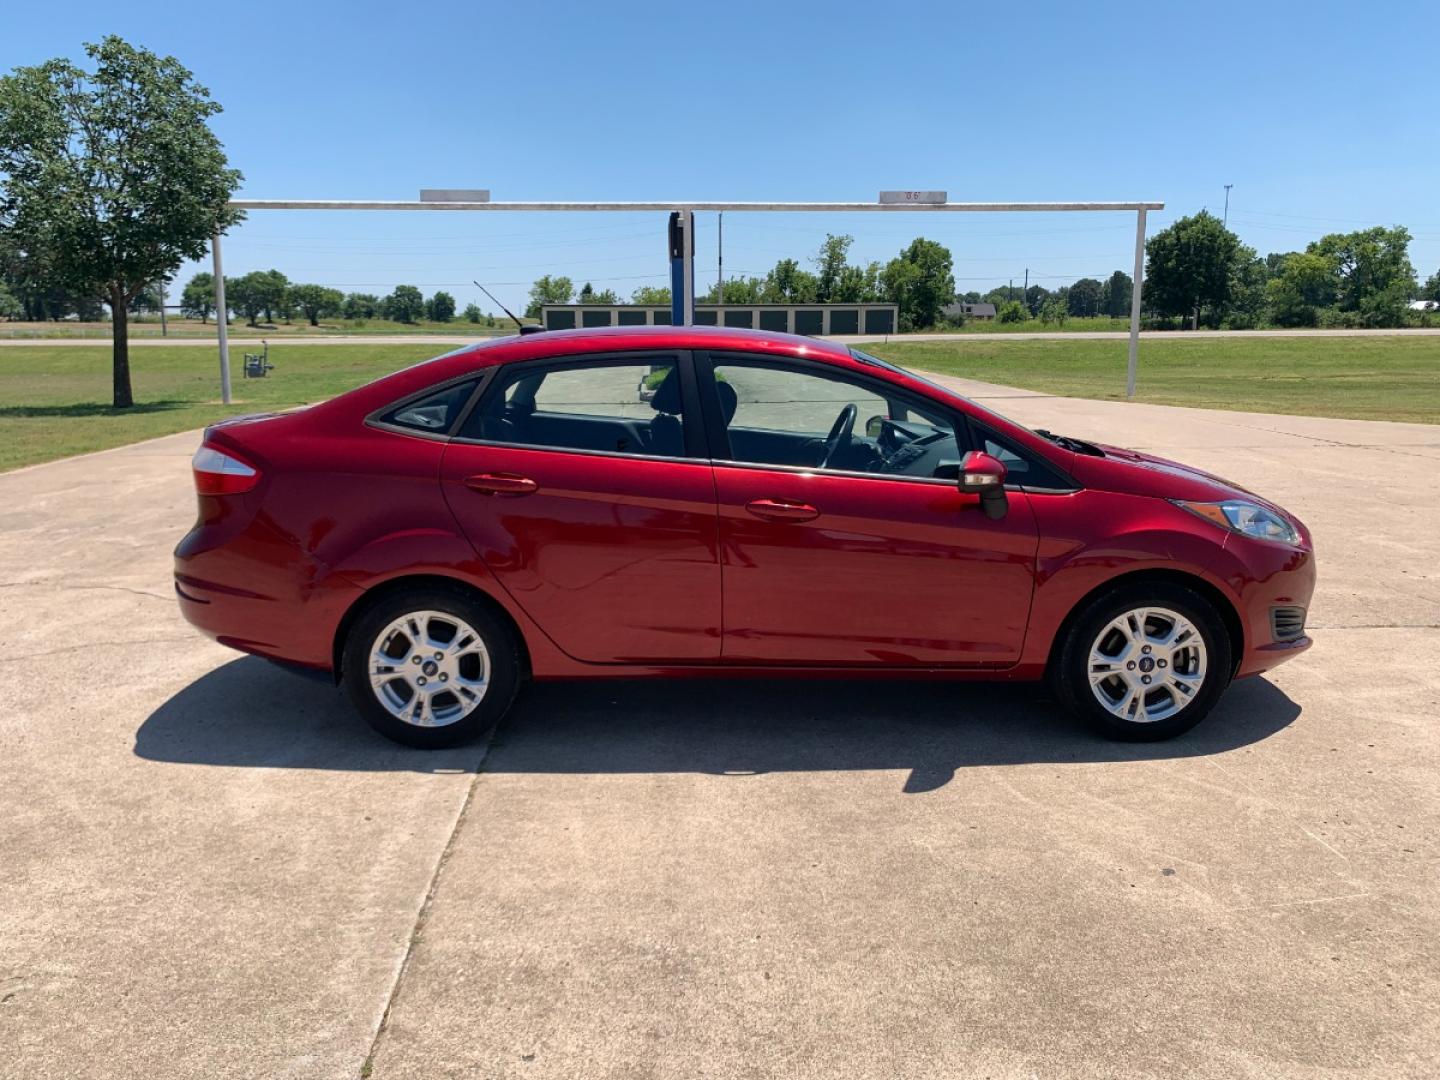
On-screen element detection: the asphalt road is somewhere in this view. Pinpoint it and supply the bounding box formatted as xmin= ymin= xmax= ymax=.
xmin=2 ymin=375 xmax=1438 ymax=1078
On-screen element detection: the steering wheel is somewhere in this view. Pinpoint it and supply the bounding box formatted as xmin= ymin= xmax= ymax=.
xmin=819 ymin=403 xmax=857 ymax=469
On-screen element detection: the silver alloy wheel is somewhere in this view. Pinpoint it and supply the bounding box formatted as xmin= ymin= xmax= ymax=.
xmin=368 ymin=610 xmax=490 ymax=728
xmin=1087 ymin=606 xmax=1208 ymax=723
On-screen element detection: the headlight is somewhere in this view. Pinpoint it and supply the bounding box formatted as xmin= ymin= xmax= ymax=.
xmin=1174 ymin=499 xmax=1300 ymax=545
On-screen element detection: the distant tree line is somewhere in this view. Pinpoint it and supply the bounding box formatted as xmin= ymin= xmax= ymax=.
xmin=160 ymin=270 xmax=495 ymax=327
xmin=9 ymin=214 xmax=1437 ymax=337
xmin=946 ymin=215 xmax=1434 ymax=331
xmin=524 ymin=233 xmax=958 ymax=332
xmin=516 ymin=216 xmax=1437 ymax=333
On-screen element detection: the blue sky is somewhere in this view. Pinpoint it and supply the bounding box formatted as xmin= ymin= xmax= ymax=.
xmin=4 ymin=0 xmax=1436 ymax=314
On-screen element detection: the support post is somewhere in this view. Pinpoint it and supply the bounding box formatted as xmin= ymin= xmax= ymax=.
xmin=1126 ymin=208 xmax=1147 ymax=400
xmin=212 ymin=230 xmax=231 ymax=405
xmin=681 ymin=209 xmax=694 ymax=325
xmin=668 ymin=212 xmax=685 ymax=326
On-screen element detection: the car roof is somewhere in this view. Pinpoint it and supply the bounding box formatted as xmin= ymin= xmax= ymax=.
xmin=447 ymin=324 xmax=857 ymax=367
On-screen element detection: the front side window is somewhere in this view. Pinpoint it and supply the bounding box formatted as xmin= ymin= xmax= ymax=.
xmin=707 ymin=359 xmax=965 ymax=480
xmin=459 ymin=356 xmax=691 ymax=458
xmin=974 ymin=424 xmax=1072 ymax=490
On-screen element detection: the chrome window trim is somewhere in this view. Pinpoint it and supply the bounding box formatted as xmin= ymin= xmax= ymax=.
xmin=443 ymin=437 xmax=713 ymax=469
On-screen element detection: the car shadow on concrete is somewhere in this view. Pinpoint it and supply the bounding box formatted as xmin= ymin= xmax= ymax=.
xmin=134 ymin=656 xmax=484 ymax=774
xmin=136 ymin=656 xmax=1301 ymax=789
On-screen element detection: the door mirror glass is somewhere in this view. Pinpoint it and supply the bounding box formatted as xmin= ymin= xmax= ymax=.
xmin=865 ymin=414 xmax=885 ymax=439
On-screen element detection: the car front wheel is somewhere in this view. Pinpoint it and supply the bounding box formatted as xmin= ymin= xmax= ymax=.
xmin=342 ymin=586 xmax=520 ymax=748
xmin=1054 ymin=582 xmax=1232 ymax=741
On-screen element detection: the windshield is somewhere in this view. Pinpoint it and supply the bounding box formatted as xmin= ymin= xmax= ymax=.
xmin=851 ymin=347 xmax=1104 ymax=458
xmin=849 ymin=347 xmax=1031 ymax=431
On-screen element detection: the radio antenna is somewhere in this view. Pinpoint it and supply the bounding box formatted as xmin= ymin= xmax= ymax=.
xmin=473 ymin=281 xmax=524 ymax=330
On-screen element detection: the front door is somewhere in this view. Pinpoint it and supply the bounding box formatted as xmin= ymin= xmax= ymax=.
xmin=440 ymin=352 xmax=721 ymax=663
xmin=701 ymin=355 xmax=1040 ymax=666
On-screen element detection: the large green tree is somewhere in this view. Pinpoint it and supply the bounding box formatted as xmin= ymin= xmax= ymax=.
xmin=425 ymin=289 xmax=456 ymax=322
xmin=1422 ymin=271 xmax=1440 ymax=304
xmin=1143 ymin=211 xmax=1242 ymax=327
xmin=1101 ymin=270 xmax=1132 ymax=317
xmin=814 ymin=234 xmax=853 ymax=302
xmin=1308 ymin=226 xmax=1415 ymax=327
xmin=1226 ymin=247 xmax=1268 ymax=327
xmin=576 ymin=282 xmax=618 ymax=305
xmin=384 ymin=284 xmax=425 ymax=324
xmin=1067 ymin=277 xmax=1103 ymax=318
xmin=630 ymin=285 xmax=671 ymax=305
xmin=706 ymin=276 xmax=764 ymax=304
xmin=1265 ymin=252 xmax=1340 ymax=327
xmin=525 ymin=274 xmax=574 ymax=318
xmin=291 ymin=283 xmax=344 ymax=326
xmin=762 ymin=258 xmax=818 ymax=303
xmin=0 ymin=37 xmax=241 ymax=406
xmin=880 ymin=238 xmax=955 ymax=330
xmin=343 ymin=292 xmax=379 ymax=319
xmin=226 ymin=273 xmax=262 ymax=325
xmin=228 ymin=269 xmax=288 ymax=325
xmin=180 ymin=271 xmax=216 ymax=323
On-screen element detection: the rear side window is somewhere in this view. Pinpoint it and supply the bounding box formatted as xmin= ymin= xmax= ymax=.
xmin=458 ymin=356 xmax=693 ymax=458
xmin=380 ymin=379 xmax=478 ymax=434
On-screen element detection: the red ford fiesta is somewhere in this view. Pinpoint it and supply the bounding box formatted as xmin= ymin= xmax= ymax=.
xmin=175 ymin=326 xmax=1314 ymax=747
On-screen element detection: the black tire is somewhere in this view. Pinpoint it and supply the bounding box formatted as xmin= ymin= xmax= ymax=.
xmin=1052 ymin=581 xmax=1232 ymax=741
xmin=341 ymin=585 xmax=520 ymax=749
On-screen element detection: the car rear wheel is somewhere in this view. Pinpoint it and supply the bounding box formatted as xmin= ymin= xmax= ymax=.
xmin=1053 ymin=582 xmax=1232 ymax=741
xmin=342 ymin=586 xmax=520 ymax=748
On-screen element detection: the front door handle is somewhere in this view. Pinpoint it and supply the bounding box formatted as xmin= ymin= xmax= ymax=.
xmin=745 ymin=498 xmax=819 ymax=523
xmin=464 ymin=472 xmax=539 ymax=496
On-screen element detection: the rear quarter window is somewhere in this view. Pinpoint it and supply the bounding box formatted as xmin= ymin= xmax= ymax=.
xmin=379 ymin=379 xmax=478 ymax=434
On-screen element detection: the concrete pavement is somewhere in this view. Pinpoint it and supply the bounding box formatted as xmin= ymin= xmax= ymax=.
xmin=2 ymin=378 xmax=1438 ymax=1078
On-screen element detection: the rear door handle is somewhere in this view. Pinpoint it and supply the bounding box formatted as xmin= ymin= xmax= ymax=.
xmin=745 ymin=498 xmax=819 ymax=523
xmin=464 ymin=472 xmax=539 ymax=496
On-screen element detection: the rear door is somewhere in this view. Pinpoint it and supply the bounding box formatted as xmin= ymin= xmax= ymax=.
xmin=439 ymin=351 xmax=722 ymax=663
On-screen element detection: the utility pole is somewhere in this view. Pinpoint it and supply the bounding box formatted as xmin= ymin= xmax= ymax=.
xmin=1023 ymin=267 xmax=1029 ymax=303
xmin=1223 ymin=184 xmax=1233 ymax=227
xmin=717 ymin=212 xmax=723 ymax=302
xmin=213 ymin=230 xmax=230 ymax=404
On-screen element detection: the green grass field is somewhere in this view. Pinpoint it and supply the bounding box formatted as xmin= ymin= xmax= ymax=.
xmin=0 ymin=343 xmax=442 ymax=470
xmin=863 ymin=336 xmax=1440 ymax=425
xmin=0 ymin=316 xmax=523 ymax=340
xmin=1 ymin=336 xmax=1436 ymax=472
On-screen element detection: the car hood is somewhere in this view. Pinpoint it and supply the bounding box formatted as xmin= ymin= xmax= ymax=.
xmin=1066 ymin=442 xmax=1271 ymax=505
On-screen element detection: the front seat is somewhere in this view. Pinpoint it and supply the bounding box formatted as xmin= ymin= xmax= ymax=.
xmin=648 ymin=366 xmax=686 ymax=457
xmin=716 ymin=380 xmax=738 ymax=426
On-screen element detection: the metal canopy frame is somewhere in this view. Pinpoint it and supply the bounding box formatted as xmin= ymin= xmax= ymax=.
xmin=212 ymin=199 xmax=1162 ymax=404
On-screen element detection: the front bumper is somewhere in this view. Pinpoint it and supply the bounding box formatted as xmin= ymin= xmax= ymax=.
xmin=1211 ymin=534 xmax=1317 ymax=679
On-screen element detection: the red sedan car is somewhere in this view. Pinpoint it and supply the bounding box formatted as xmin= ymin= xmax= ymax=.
xmin=175 ymin=326 xmax=1314 ymax=747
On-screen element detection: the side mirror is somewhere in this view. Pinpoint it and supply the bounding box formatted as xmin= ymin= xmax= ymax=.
xmin=865 ymin=414 xmax=886 ymax=439
xmin=946 ymin=451 xmax=1009 ymax=519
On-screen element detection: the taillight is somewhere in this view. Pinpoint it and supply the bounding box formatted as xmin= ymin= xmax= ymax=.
xmin=192 ymin=445 xmax=260 ymax=495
